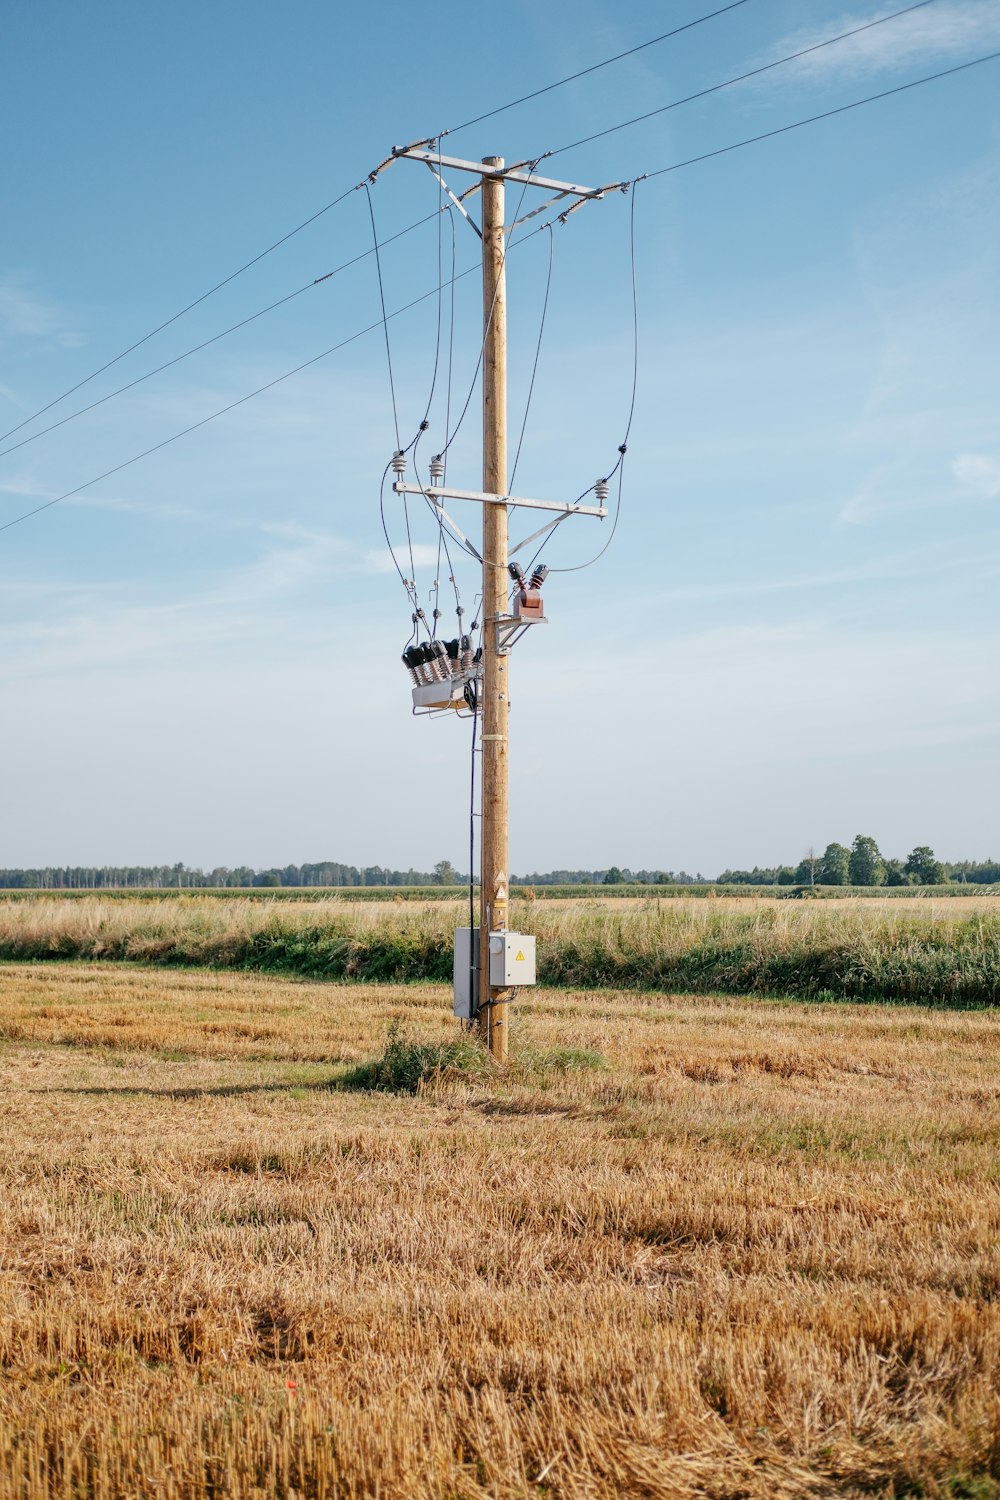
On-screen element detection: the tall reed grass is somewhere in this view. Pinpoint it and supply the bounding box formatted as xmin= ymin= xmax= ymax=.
xmin=0 ymin=896 xmax=996 ymax=1005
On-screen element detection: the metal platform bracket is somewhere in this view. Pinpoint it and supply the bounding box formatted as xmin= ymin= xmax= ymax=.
xmin=391 ymin=148 xmax=607 ymax=200
xmin=392 ymin=483 xmax=607 ymax=519
xmin=495 ymin=612 xmax=546 ymax=654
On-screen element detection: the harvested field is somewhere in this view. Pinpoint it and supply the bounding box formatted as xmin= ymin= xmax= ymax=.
xmin=1 ymin=961 xmax=998 ymax=1497
xmin=0 ymin=894 xmax=998 ymax=1004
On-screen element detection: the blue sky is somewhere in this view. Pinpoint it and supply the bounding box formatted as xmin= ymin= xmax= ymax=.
xmin=1 ymin=0 xmax=998 ymax=875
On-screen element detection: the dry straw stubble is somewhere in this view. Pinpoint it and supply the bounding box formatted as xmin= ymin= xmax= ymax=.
xmin=0 ymin=960 xmax=998 ymax=1497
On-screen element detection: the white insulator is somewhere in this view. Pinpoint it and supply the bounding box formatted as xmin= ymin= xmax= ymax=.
xmin=391 ymin=451 xmax=406 ymax=476
xmin=594 ymin=479 xmax=609 ymax=502
xmin=429 ymin=454 xmax=445 ymax=483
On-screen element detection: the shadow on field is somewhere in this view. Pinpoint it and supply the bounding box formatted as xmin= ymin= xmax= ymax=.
xmin=29 ymin=1077 xmax=347 ymax=1101
xmin=468 ymin=1097 xmax=578 ymax=1118
xmin=24 ymin=1023 xmax=609 ymax=1104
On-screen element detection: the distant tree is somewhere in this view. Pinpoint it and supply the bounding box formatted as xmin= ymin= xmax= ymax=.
xmin=884 ymin=859 xmax=909 ymax=886
xmin=258 ymin=872 xmax=281 ymax=887
xmin=904 ymin=846 xmax=946 ymax=885
xmin=848 ymin=835 xmax=885 ymax=887
xmin=946 ymin=860 xmax=1000 ymax=884
xmin=821 ymin=843 xmax=850 ymax=885
xmin=433 ymin=859 xmax=458 ymax=886
xmin=603 ymin=866 xmax=626 ymax=885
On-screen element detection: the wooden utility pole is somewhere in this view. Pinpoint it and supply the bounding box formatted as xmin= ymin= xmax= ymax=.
xmin=478 ymin=158 xmax=510 ymax=1060
xmin=383 ymin=144 xmax=611 ymax=1058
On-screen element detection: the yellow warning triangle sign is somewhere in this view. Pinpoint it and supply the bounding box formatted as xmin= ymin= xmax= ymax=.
xmin=516 ymin=950 xmax=525 ymax=962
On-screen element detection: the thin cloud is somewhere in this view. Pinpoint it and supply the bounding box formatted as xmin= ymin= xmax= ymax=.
xmin=0 ymin=382 xmax=31 ymax=413
xmin=0 ymin=274 xmax=80 ymax=346
xmin=840 ymin=454 xmax=1000 ymax=522
xmin=64 ymin=493 xmax=198 ymax=521
xmin=365 ymin=542 xmax=445 ymax=575
xmin=0 ymin=476 xmax=57 ymax=500
xmin=767 ymin=0 xmax=1000 ymax=82
xmin=953 ymin=452 xmax=1000 ymax=499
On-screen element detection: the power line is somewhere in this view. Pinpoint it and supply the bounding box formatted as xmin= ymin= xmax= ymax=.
xmin=0 ymin=0 xmax=947 ymax=463
xmin=546 ymin=0 xmax=945 ymax=160
xmin=445 ymin=0 xmax=754 ymax=136
xmin=0 ymin=263 xmax=481 ymax=536
xmin=637 ymin=48 xmax=1000 ymax=183
xmin=0 ymin=209 xmax=442 ymax=462
xmin=0 ymin=212 xmax=554 ymax=541
xmin=0 ymin=183 xmax=365 ymax=447
xmin=0 ymin=6 xmax=757 ymax=448
xmin=6 ymin=48 xmax=995 ymax=538
xmin=509 ymin=224 xmax=554 ymax=492
xmin=532 ymin=51 xmax=1000 ymax=574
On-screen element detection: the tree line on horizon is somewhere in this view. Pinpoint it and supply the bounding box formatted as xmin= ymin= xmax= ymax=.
xmin=0 ymin=839 xmax=997 ymax=889
xmin=717 ymin=838 xmax=999 ymax=888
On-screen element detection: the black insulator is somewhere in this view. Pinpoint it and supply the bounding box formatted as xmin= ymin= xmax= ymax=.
xmin=508 ymin=561 xmax=525 ymax=582
xmin=473 ymin=647 xmax=483 ymax=664
xmin=445 ymin=638 xmax=461 ymax=660
xmin=402 ymin=645 xmax=422 ymax=668
xmin=529 ymin=564 xmax=549 ymax=590
xmin=416 ymin=642 xmax=435 ymax=664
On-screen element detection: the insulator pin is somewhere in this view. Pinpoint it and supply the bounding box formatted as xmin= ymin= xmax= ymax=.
xmin=391 ymin=451 xmax=406 ymax=476
xmin=429 ymin=454 xmax=445 ymax=484
xmin=427 ymin=641 xmax=449 ymax=681
xmin=594 ymin=480 xmax=609 ymax=502
xmin=401 ymin=644 xmax=423 ymax=686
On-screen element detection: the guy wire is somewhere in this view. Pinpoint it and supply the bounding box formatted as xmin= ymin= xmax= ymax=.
xmin=509 ymin=223 xmax=554 ymax=494
xmin=418 ymin=142 xmax=447 ymax=430
xmin=437 ymin=167 xmax=536 ymax=461
xmin=365 ymin=182 xmax=402 ymax=452
xmin=529 ymin=181 xmax=640 ymax=577
xmin=378 ymin=458 xmax=417 ymax=605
